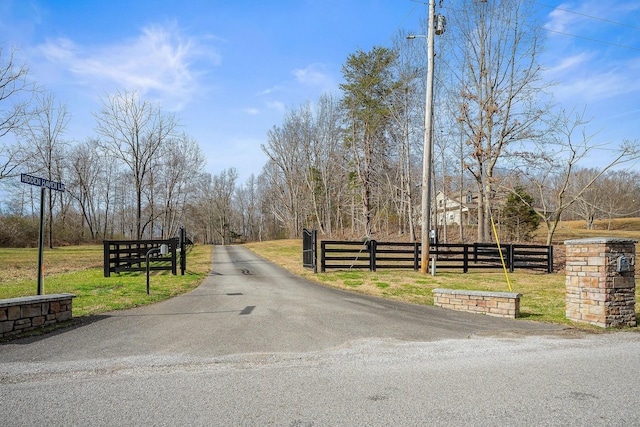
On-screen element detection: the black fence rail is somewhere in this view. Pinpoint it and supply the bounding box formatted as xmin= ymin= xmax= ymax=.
xmin=372 ymin=241 xmax=420 ymax=270
xmin=320 ymin=240 xmax=375 ymax=272
xmin=319 ymin=240 xmax=553 ymax=273
xmin=103 ymin=238 xmax=178 ymax=277
xmin=511 ymin=244 xmax=554 ymax=272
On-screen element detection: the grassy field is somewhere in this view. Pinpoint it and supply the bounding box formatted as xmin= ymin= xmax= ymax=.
xmin=0 ymin=245 xmax=212 ymax=316
xmin=244 ymin=240 xmax=570 ymax=324
xmin=534 ymin=218 xmax=640 ymax=244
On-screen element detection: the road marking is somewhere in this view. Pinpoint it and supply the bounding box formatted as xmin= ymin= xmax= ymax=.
xmin=240 ymin=306 xmax=256 ymax=315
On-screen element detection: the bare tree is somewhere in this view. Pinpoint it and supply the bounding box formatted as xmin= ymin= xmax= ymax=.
xmin=18 ymin=92 xmax=69 ymax=247
xmin=0 ymin=45 xmax=39 ymax=181
xmin=304 ymin=95 xmax=346 ymax=237
xmin=445 ymin=0 xmax=547 ymax=242
xmin=235 ymin=174 xmax=261 ymax=241
xmin=94 ymin=90 xmax=178 ymax=239
xmin=565 ymin=167 xmax=602 ymax=230
xmin=509 ymin=109 xmax=640 ymax=245
xmin=388 ymin=34 xmax=424 ymax=241
xmin=67 ymin=139 xmax=111 ymax=240
xmin=261 ymin=109 xmax=309 ymax=238
xmin=597 ymin=170 xmax=640 ymax=227
xmin=211 ymin=168 xmax=238 ymax=245
xmin=567 ymin=168 xmax=640 ymax=229
xmin=156 ymin=133 xmax=205 ymax=238
xmin=184 ymin=172 xmax=215 ymax=244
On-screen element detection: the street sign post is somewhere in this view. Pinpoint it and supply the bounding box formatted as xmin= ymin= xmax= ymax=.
xmin=20 ymin=174 xmax=65 ymax=192
xmin=20 ymin=174 xmax=65 ymax=295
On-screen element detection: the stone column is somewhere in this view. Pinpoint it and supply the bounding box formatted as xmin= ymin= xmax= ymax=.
xmin=565 ymin=238 xmax=637 ymax=328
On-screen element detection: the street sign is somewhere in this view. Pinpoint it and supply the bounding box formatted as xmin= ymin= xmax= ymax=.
xmin=21 ymin=173 xmax=65 ymax=192
xmin=20 ymin=173 xmax=66 ymax=295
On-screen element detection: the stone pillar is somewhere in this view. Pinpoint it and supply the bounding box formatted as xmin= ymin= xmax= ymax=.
xmin=565 ymin=238 xmax=637 ymax=328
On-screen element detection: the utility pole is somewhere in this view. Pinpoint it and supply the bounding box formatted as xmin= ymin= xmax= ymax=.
xmin=408 ymin=0 xmax=437 ymax=274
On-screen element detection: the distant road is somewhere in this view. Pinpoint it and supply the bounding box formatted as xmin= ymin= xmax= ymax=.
xmin=1 ymin=245 xmax=639 ymax=426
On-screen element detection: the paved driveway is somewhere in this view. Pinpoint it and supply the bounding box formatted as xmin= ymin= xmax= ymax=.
xmin=2 ymin=245 xmax=639 ymax=426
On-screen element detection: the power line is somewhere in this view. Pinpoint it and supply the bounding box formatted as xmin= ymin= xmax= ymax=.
xmin=532 ymin=1 xmax=640 ymax=32
xmin=545 ymin=27 xmax=640 ymax=52
xmin=531 ymin=1 xmax=640 ymax=51
xmin=437 ymin=1 xmax=640 ymax=53
xmin=385 ymin=2 xmax=422 ymax=45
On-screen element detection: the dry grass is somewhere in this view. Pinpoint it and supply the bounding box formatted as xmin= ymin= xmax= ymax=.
xmin=244 ymin=232 xmax=640 ymax=328
xmin=0 ymin=245 xmax=213 ymax=316
xmin=535 ymin=218 xmax=640 ymax=244
xmin=0 ymin=245 xmax=103 ymax=284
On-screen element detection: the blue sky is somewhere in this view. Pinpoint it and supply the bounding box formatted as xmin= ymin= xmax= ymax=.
xmin=1 ymin=0 xmax=638 ymax=181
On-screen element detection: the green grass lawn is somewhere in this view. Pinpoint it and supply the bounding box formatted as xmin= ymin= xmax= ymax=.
xmin=0 ymin=245 xmax=212 ymax=316
xmin=244 ymin=238 xmax=635 ymax=328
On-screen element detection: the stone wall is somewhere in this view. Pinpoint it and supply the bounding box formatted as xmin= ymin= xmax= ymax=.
xmin=432 ymin=288 xmax=522 ymax=319
xmin=565 ymin=238 xmax=636 ymax=328
xmin=0 ymin=293 xmax=76 ymax=339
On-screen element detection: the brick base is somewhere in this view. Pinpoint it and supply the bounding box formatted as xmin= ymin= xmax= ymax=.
xmin=0 ymin=294 xmax=76 ymax=338
xmin=432 ymin=288 xmax=521 ymax=319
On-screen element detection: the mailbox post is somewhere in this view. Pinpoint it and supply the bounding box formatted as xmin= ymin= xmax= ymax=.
xmin=565 ymin=237 xmax=637 ymax=327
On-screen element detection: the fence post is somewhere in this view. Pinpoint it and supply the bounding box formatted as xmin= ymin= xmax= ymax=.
xmin=179 ymin=227 xmax=187 ymax=276
xmin=312 ymin=229 xmax=317 ymax=273
xmin=414 ymin=242 xmax=420 ymax=271
xmin=508 ymin=244 xmax=515 ymax=273
xmin=171 ymin=238 xmax=178 ymax=275
xmin=463 ymin=244 xmax=469 ymax=273
xmin=320 ymin=241 xmax=326 ymax=273
xmin=369 ymin=240 xmax=377 ymax=272
xmin=547 ymin=245 xmax=554 ymax=273
xmin=103 ymin=241 xmax=111 ymax=277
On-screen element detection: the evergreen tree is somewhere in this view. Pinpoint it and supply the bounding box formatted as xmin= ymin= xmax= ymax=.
xmin=340 ymin=46 xmax=400 ymax=237
xmin=501 ymin=186 xmax=539 ymax=242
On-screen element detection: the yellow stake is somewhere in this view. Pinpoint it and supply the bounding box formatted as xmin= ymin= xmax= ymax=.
xmin=490 ymin=215 xmax=513 ymax=292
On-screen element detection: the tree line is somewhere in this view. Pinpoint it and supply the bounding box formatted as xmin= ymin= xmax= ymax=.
xmin=1 ymin=0 xmax=638 ymax=248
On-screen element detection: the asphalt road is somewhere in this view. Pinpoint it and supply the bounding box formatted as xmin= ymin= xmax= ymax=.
xmin=2 ymin=245 xmax=640 ymax=426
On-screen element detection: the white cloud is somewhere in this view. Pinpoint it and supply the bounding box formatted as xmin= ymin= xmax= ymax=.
xmin=37 ymin=22 xmax=221 ymax=111
xmin=243 ymin=107 xmax=260 ymax=115
xmin=552 ymin=68 xmax=640 ymax=103
xmin=258 ymin=63 xmax=336 ymax=98
xmin=542 ymin=1 xmax=640 ymax=107
xmin=293 ymin=63 xmax=327 ymax=85
xmin=545 ymin=51 xmax=640 ymax=103
xmin=257 ymin=86 xmax=281 ymax=96
xmin=545 ymin=53 xmax=591 ymax=76
xmin=544 ymin=3 xmax=581 ymax=34
xmin=292 ymin=63 xmax=336 ymax=92
xmin=266 ymin=101 xmax=286 ymax=112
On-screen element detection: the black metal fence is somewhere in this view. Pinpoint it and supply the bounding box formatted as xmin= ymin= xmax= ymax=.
xmin=104 ymin=238 xmax=178 ymax=277
xmin=302 ymin=228 xmax=318 ymax=273
xmin=319 ymin=240 xmax=553 ymax=273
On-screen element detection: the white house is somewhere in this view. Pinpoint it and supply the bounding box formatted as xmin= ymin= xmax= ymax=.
xmin=435 ymin=191 xmax=472 ymax=226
